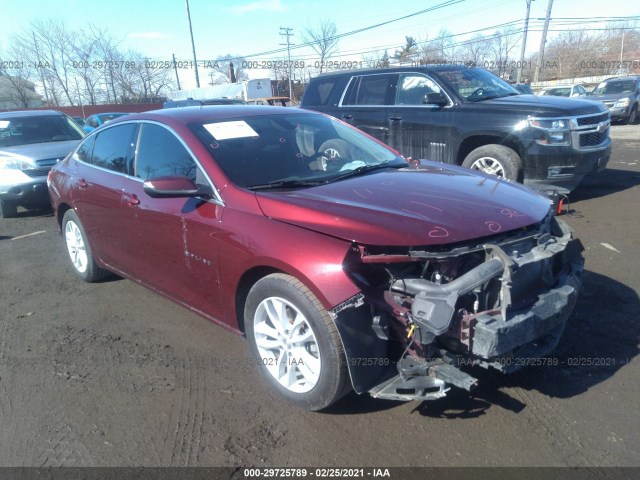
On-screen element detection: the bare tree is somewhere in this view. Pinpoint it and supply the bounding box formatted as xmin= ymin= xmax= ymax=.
xmin=303 ymin=19 xmax=339 ymax=74
xmin=490 ymin=26 xmax=521 ymax=78
xmin=206 ymin=54 xmax=249 ymax=85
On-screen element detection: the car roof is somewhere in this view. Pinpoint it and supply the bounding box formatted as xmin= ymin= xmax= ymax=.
xmin=0 ymin=109 xmax=66 ymax=119
xmin=95 ymin=112 xmax=128 ymax=115
xmin=315 ymin=64 xmax=478 ymax=78
xmin=108 ymin=105 xmax=313 ymax=125
xmin=602 ymin=75 xmax=640 ymax=82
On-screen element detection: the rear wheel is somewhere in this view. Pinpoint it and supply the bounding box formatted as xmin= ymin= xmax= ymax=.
xmin=462 ymin=144 xmax=522 ymax=181
xmin=0 ymin=200 xmax=18 ymax=219
xmin=62 ymin=210 xmax=110 ymax=282
xmin=245 ymin=273 xmax=351 ymax=411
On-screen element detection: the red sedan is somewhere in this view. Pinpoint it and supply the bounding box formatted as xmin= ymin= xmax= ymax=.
xmin=48 ymin=106 xmax=584 ymax=410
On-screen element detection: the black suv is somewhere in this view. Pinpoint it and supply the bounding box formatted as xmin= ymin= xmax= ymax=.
xmin=302 ymin=65 xmax=612 ymax=193
xmin=588 ymin=75 xmax=640 ymax=124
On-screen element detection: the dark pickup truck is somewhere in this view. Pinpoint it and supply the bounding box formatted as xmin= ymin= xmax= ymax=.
xmin=301 ymin=65 xmax=612 ymax=193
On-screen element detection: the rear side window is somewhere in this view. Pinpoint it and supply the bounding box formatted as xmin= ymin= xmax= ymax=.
xmin=303 ymin=78 xmax=340 ymax=106
xmin=90 ymin=123 xmax=137 ymax=174
xmin=135 ymin=123 xmax=204 ymax=184
xmin=342 ymin=74 xmax=395 ymax=106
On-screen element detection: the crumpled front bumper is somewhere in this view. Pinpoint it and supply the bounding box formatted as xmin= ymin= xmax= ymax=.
xmin=368 ymin=219 xmax=584 ymax=402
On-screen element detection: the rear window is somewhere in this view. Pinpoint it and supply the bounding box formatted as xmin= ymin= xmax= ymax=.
xmin=302 ymin=78 xmax=340 ymax=106
xmin=0 ymin=115 xmax=84 ymax=147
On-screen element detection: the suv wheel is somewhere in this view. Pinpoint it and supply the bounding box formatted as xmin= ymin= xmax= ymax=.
xmin=0 ymin=200 xmax=18 ymax=219
xmin=625 ymin=105 xmax=638 ymax=125
xmin=462 ymin=145 xmax=522 ymax=181
xmin=245 ymin=273 xmax=351 ymax=411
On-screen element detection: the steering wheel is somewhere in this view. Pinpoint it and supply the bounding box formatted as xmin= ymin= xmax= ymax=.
xmin=306 ymin=150 xmax=347 ymax=172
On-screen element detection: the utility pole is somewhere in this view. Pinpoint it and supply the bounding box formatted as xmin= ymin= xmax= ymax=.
xmin=533 ymin=0 xmax=553 ymax=83
xmin=185 ymin=0 xmax=201 ymax=87
xmin=280 ymin=27 xmax=294 ymax=101
xmin=172 ymin=53 xmax=181 ymax=90
xmin=517 ymin=0 xmax=532 ymax=83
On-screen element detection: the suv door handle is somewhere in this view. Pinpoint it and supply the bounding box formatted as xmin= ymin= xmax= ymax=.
xmin=342 ymin=114 xmax=353 ymax=120
xmin=123 ymin=193 xmax=140 ymax=206
xmin=389 ymin=115 xmax=402 ymax=121
xmin=77 ymin=179 xmax=88 ymax=188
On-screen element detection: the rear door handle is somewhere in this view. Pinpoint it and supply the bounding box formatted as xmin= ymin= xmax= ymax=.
xmin=342 ymin=114 xmax=353 ymax=120
xmin=77 ymin=179 xmax=88 ymax=188
xmin=389 ymin=115 xmax=402 ymax=121
xmin=123 ymin=192 xmax=140 ymax=206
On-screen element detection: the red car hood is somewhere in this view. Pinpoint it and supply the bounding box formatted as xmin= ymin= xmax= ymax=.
xmin=255 ymin=164 xmax=550 ymax=246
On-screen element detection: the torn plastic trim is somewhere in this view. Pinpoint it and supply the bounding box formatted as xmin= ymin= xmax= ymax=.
xmin=398 ymin=257 xmax=505 ymax=336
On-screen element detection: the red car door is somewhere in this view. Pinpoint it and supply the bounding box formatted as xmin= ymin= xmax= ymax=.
xmin=70 ymin=123 xmax=138 ymax=267
xmin=117 ymin=122 xmax=224 ymax=322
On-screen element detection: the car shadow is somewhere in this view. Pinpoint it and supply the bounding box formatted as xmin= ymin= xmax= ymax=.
xmin=570 ymin=168 xmax=640 ymax=203
xmin=327 ymin=270 xmax=638 ymax=418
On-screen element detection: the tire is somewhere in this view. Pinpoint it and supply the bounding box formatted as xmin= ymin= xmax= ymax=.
xmin=0 ymin=200 xmax=18 ymax=219
xmin=244 ymin=273 xmax=351 ymax=411
xmin=62 ymin=209 xmax=110 ymax=282
xmin=462 ymin=144 xmax=522 ymax=182
xmin=625 ymin=105 xmax=638 ymax=125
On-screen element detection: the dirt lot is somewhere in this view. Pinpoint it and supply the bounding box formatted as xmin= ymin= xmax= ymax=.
xmin=1 ymin=124 xmax=639 ymax=469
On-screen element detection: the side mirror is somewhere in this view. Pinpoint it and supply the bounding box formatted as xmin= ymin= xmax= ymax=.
xmin=143 ymin=175 xmax=212 ymax=198
xmin=423 ymin=92 xmax=448 ymax=107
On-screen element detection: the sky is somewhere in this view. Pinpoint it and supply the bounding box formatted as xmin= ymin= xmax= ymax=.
xmin=1 ymin=0 xmax=639 ymax=89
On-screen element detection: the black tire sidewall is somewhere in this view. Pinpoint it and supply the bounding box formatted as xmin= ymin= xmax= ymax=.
xmin=244 ymin=274 xmax=347 ymax=411
xmin=0 ymin=200 xmax=18 ymax=218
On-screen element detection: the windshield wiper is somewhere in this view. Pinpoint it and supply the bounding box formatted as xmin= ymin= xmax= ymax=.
xmin=247 ymin=178 xmax=326 ymax=191
xmin=327 ymin=162 xmax=405 ymax=183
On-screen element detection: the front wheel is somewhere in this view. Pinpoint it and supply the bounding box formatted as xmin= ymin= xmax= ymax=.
xmin=462 ymin=144 xmax=522 ymax=181
xmin=625 ymin=105 xmax=638 ymax=125
xmin=62 ymin=210 xmax=110 ymax=282
xmin=0 ymin=200 xmax=18 ymax=218
xmin=244 ymin=273 xmax=351 ymax=411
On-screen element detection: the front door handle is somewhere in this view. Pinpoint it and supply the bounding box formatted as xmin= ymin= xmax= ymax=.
xmin=77 ymin=179 xmax=88 ymax=188
xmin=123 ymin=193 xmax=140 ymax=206
xmin=342 ymin=114 xmax=353 ymax=120
xmin=389 ymin=115 xmax=402 ymax=121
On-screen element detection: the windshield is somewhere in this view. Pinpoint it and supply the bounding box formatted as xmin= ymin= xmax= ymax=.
xmin=0 ymin=115 xmax=84 ymax=147
xmin=189 ymin=112 xmax=403 ymax=189
xmin=592 ymin=80 xmax=637 ymax=96
xmin=436 ymin=67 xmax=519 ymax=102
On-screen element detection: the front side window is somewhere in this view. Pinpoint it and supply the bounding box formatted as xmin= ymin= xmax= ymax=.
xmin=395 ymin=74 xmax=444 ymax=105
xmin=90 ymin=123 xmax=137 ymax=174
xmin=436 ymin=67 xmax=519 ymax=102
xmin=135 ymin=123 xmax=205 ymax=185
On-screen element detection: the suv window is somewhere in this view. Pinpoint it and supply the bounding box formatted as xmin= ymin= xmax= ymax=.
xmin=343 ymin=74 xmax=394 ymax=106
xmin=90 ymin=123 xmax=137 ymax=174
xmin=135 ymin=123 xmax=204 ymax=184
xmin=302 ymin=77 xmax=340 ymax=106
xmin=395 ymin=74 xmax=443 ymax=105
